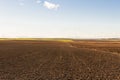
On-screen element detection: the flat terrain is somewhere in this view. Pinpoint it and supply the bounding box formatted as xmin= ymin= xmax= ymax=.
xmin=0 ymin=40 xmax=120 ymax=80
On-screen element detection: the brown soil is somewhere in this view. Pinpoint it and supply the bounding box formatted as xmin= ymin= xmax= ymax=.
xmin=0 ymin=40 xmax=120 ymax=80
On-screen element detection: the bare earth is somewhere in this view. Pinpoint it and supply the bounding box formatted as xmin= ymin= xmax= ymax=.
xmin=0 ymin=40 xmax=120 ymax=80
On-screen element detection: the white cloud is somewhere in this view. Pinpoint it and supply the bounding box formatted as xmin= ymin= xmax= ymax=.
xmin=19 ymin=2 xmax=24 ymax=6
xmin=18 ymin=0 xmax=24 ymax=1
xmin=18 ymin=0 xmax=25 ymax=6
xmin=43 ymin=1 xmax=60 ymax=10
xmin=36 ymin=0 xmax=41 ymax=4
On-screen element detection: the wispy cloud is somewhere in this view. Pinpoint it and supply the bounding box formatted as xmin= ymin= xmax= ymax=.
xmin=19 ymin=2 xmax=24 ymax=6
xmin=18 ymin=0 xmax=25 ymax=6
xmin=43 ymin=1 xmax=60 ymax=10
xmin=17 ymin=0 xmax=60 ymax=10
xmin=36 ymin=0 xmax=41 ymax=4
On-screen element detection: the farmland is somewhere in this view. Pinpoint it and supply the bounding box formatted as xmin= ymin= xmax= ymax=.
xmin=0 ymin=39 xmax=120 ymax=80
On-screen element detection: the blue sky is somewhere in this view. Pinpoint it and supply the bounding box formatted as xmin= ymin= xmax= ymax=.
xmin=0 ymin=0 xmax=120 ymax=38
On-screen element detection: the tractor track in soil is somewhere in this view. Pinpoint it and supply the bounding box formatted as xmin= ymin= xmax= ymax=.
xmin=0 ymin=40 xmax=120 ymax=80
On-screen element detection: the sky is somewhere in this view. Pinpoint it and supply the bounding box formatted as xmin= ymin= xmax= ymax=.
xmin=0 ymin=0 xmax=120 ymax=38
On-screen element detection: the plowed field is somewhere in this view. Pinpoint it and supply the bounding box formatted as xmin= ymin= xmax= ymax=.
xmin=0 ymin=40 xmax=120 ymax=80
